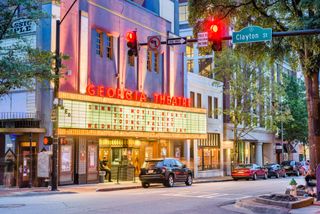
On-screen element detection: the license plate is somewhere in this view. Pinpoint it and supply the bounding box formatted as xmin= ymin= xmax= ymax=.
xmin=148 ymin=169 xmax=153 ymax=174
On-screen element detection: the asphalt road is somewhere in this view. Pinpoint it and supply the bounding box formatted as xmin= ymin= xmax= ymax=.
xmin=0 ymin=176 xmax=305 ymax=214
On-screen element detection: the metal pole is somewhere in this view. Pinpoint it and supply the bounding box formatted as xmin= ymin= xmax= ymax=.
xmin=51 ymin=19 xmax=60 ymax=191
xmin=280 ymin=97 xmax=284 ymax=162
xmin=29 ymin=133 xmax=32 ymax=188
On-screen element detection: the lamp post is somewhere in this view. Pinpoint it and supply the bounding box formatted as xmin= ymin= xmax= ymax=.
xmin=51 ymin=0 xmax=78 ymax=191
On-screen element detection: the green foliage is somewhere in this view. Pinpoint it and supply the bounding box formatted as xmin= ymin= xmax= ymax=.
xmin=289 ymin=178 xmax=297 ymax=186
xmin=281 ymin=74 xmax=308 ymax=146
xmin=188 ymin=0 xmax=320 ymax=74
xmin=0 ymin=0 xmax=60 ymax=96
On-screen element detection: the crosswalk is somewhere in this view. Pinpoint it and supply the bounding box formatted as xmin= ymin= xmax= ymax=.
xmin=129 ymin=189 xmax=250 ymax=200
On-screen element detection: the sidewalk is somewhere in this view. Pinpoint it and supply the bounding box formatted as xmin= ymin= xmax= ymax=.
xmin=0 ymin=176 xmax=233 ymax=197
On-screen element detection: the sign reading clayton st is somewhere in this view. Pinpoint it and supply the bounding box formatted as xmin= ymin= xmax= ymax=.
xmin=232 ymin=26 xmax=272 ymax=44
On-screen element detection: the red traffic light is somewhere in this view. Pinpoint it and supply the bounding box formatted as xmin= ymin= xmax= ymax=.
xmin=126 ymin=31 xmax=138 ymax=56
xmin=43 ymin=136 xmax=53 ymax=145
xmin=126 ymin=31 xmax=136 ymax=43
xmin=203 ymin=18 xmax=226 ymax=41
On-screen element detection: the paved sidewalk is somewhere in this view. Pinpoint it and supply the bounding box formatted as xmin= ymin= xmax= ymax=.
xmin=0 ymin=176 xmax=233 ymax=197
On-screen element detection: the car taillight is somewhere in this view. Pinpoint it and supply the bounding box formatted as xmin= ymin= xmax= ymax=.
xmin=161 ymin=167 xmax=166 ymax=173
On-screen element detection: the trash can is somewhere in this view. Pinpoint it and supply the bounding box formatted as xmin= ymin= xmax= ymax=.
xmin=99 ymin=171 xmax=106 ymax=183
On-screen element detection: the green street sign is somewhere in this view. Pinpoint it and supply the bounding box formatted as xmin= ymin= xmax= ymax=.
xmin=232 ymin=26 xmax=272 ymax=44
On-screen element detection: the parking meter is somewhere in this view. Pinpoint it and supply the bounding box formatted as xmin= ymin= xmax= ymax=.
xmin=317 ymin=164 xmax=320 ymax=201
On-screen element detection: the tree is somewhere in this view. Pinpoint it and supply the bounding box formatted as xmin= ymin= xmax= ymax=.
xmin=0 ymin=0 xmax=57 ymax=96
xmin=281 ymin=74 xmax=308 ymax=159
xmin=213 ymin=48 xmax=289 ymax=164
xmin=189 ymin=0 xmax=320 ymax=170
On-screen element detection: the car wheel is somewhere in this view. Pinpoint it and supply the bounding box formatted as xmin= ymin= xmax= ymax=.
xmin=252 ymin=173 xmax=257 ymax=180
xmin=165 ymin=174 xmax=174 ymax=187
xmin=233 ymin=178 xmax=238 ymax=181
xmin=263 ymin=173 xmax=268 ymax=180
xmin=283 ymin=173 xmax=286 ymax=178
xmin=276 ymin=173 xmax=280 ymax=178
xmin=142 ymin=182 xmax=150 ymax=188
xmin=185 ymin=174 xmax=193 ymax=186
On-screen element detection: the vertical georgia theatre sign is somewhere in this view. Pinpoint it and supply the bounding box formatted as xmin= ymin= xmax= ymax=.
xmin=57 ymin=85 xmax=206 ymax=134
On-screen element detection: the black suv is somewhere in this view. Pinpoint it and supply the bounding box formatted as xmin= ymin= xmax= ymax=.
xmin=281 ymin=160 xmax=302 ymax=176
xmin=139 ymin=158 xmax=193 ymax=188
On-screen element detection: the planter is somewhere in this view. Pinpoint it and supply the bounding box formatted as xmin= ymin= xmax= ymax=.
xmin=256 ymin=194 xmax=314 ymax=209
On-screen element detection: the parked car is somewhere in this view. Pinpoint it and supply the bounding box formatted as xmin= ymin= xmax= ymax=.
xmin=281 ymin=160 xmax=304 ymax=176
xmin=264 ymin=163 xmax=286 ymax=178
xmin=139 ymin=158 xmax=193 ymax=188
xmin=232 ymin=164 xmax=268 ymax=181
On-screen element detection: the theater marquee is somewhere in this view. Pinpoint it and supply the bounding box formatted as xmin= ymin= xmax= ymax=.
xmin=57 ymin=92 xmax=207 ymax=138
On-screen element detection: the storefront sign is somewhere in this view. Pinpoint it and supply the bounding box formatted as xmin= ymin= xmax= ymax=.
xmin=37 ymin=151 xmax=50 ymax=178
xmin=58 ymin=99 xmax=206 ymax=134
xmin=86 ymin=84 xmax=191 ymax=107
xmin=8 ymin=19 xmax=36 ymax=35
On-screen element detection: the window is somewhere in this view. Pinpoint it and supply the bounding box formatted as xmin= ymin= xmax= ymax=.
xmin=208 ymin=96 xmax=212 ymax=118
xmin=128 ymin=55 xmax=135 ymax=66
xmin=179 ymin=5 xmax=188 ymax=22
xmin=190 ymin=91 xmax=195 ymax=107
xmin=214 ymin=97 xmax=218 ymax=119
xmin=199 ymin=58 xmax=213 ymax=78
xmin=154 ymin=52 xmax=159 ymax=72
xmin=147 ymin=51 xmax=152 ymax=71
xmin=186 ymin=39 xmax=193 ymax=57
xmin=106 ymin=34 xmax=113 ymax=59
xmin=187 ymin=60 xmax=194 ymax=73
xmin=197 ymin=93 xmax=202 ymax=108
xmin=96 ymin=31 xmax=103 ymax=56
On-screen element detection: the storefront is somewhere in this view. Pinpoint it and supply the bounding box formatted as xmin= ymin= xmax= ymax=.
xmin=56 ymin=89 xmax=207 ymax=184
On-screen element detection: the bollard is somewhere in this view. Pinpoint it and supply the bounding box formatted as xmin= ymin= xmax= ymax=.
xmin=316 ymin=164 xmax=320 ymax=201
xmin=117 ymin=166 xmax=120 ymax=184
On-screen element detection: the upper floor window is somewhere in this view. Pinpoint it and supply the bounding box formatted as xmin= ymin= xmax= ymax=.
xmin=179 ymin=5 xmax=188 ymax=22
xmin=208 ymin=96 xmax=213 ymax=118
xmin=187 ymin=60 xmax=194 ymax=73
xmin=147 ymin=51 xmax=152 ymax=71
xmin=128 ymin=55 xmax=135 ymax=66
xmin=190 ymin=91 xmax=195 ymax=107
xmin=214 ymin=97 xmax=218 ymax=119
xmin=154 ymin=52 xmax=159 ymax=73
xmin=199 ymin=58 xmax=213 ymax=78
xmin=106 ymin=34 xmax=113 ymax=59
xmin=96 ymin=31 xmax=103 ymax=57
xmin=197 ymin=93 xmax=202 ymax=108
xmin=186 ymin=38 xmax=194 ymax=57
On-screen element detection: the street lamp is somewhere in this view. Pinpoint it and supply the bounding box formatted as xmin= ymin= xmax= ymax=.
xmin=52 ymin=0 xmax=78 ymax=191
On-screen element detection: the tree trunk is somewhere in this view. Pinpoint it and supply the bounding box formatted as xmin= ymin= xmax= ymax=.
xmin=304 ymin=71 xmax=320 ymax=171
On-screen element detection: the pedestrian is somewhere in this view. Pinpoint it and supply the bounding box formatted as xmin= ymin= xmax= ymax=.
xmin=305 ymin=168 xmax=316 ymax=197
xmin=100 ymin=157 xmax=112 ymax=182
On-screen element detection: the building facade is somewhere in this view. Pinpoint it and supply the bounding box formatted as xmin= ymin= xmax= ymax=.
xmin=0 ymin=2 xmax=59 ymax=187
xmin=179 ymin=0 xmax=277 ymax=177
xmin=56 ymin=0 xmax=206 ymax=185
xmin=179 ymin=0 xmax=225 ymax=178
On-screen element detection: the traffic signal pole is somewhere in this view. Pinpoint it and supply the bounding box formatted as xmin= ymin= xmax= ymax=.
xmin=52 ymin=0 xmax=78 ymax=191
xmin=139 ymin=29 xmax=320 ymax=46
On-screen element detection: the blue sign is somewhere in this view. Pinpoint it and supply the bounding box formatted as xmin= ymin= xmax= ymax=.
xmin=232 ymin=26 xmax=272 ymax=44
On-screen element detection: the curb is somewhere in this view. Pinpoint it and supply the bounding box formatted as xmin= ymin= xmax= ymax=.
xmin=236 ymin=197 xmax=290 ymax=214
xmin=194 ymin=178 xmax=234 ymax=184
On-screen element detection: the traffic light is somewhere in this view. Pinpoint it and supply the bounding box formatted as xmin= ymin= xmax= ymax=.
xmin=43 ymin=136 xmax=53 ymax=146
xmin=126 ymin=31 xmax=138 ymax=56
xmin=203 ymin=18 xmax=226 ymax=51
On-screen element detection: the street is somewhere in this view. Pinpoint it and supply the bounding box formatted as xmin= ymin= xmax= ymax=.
xmin=0 ymin=177 xmax=305 ymax=214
